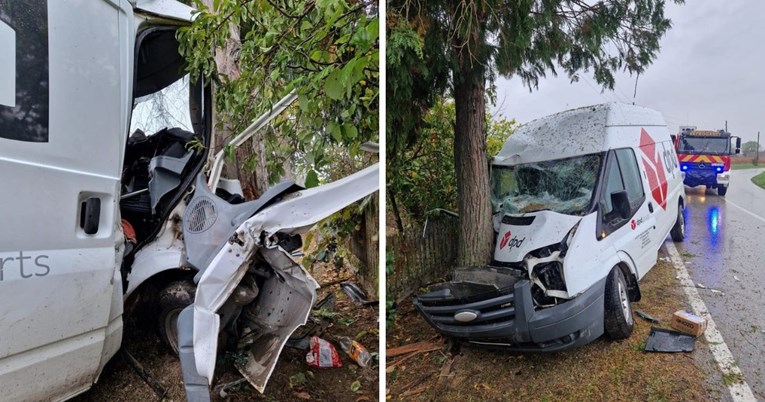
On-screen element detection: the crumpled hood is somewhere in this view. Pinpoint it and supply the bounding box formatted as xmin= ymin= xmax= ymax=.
xmin=493 ymin=210 xmax=581 ymax=263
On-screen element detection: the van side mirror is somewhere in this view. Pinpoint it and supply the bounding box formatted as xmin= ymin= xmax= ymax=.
xmin=736 ymin=137 xmax=742 ymax=149
xmin=735 ymin=148 xmax=741 ymax=155
xmin=610 ymin=190 xmax=631 ymax=220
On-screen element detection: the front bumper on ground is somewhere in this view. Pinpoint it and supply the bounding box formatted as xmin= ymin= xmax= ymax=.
xmin=413 ymin=274 xmax=606 ymax=351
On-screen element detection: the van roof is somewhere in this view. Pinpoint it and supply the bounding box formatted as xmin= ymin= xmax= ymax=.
xmin=132 ymin=0 xmax=195 ymax=22
xmin=494 ymin=102 xmax=666 ymax=166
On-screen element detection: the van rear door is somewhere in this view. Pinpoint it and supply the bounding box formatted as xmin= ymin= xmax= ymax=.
xmin=0 ymin=1 xmax=125 ymax=400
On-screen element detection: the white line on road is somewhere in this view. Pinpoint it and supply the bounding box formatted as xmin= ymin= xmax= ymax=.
xmin=665 ymin=242 xmax=756 ymax=401
xmin=725 ymin=198 xmax=765 ymax=224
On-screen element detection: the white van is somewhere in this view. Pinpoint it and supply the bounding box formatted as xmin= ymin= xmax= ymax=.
xmin=415 ymin=103 xmax=685 ymax=350
xmin=0 ymin=1 xmax=377 ymax=401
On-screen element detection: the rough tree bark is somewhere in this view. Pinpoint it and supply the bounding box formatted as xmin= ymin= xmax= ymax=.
xmin=452 ymin=63 xmax=493 ymax=267
xmin=202 ymin=0 xmax=268 ymax=199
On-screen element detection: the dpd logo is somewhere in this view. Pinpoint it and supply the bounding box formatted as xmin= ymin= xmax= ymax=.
xmin=499 ymin=231 xmax=526 ymax=250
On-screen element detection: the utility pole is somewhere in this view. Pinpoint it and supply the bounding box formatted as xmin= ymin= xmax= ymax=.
xmin=725 ymin=120 xmax=728 ymax=132
xmin=757 ymin=131 xmax=761 ymax=165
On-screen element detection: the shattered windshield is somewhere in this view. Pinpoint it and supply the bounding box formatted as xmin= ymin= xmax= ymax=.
xmin=678 ymin=137 xmax=730 ymax=155
xmin=491 ymin=154 xmax=602 ymax=215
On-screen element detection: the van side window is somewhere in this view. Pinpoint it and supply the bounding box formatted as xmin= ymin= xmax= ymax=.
xmin=599 ymin=148 xmax=646 ymax=237
xmin=601 ymin=152 xmax=625 ymax=215
xmin=615 ymin=148 xmax=645 ymax=207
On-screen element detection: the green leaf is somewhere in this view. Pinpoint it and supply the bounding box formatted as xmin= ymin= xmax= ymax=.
xmin=324 ymin=69 xmax=345 ymax=100
xmin=341 ymin=123 xmax=358 ymax=140
xmin=305 ymin=169 xmax=319 ymax=188
xmin=328 ymin=121 xmax=342 ymax=142
xmin=350 ymin=380 xmax=361 ymax=392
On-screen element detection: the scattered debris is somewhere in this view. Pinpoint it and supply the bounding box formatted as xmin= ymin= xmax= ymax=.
xmin=213 ymin=378 xmax=248 ymax=398
xmin=644 ymin=327 xmax=696 ymax=353
xmin=287 ymin=336 xmax=311 ymax=350
xmin=121 ymin=349 xmax=167 ymax=399
xmin=319 ymin=277 xmax=352 ymax=289
xmin=660 ymin=256 xmax=671 ymax=262
xmin=671 ymin=310 xmax=708 ymax=337
xmin=306 ymin=336 xmax=343 ymax=368
xmin=337 ymin=336 xmax=372 ymax=368
xmin=710 ymin=289 xmax=725 ymax=296
xmin=696 ymin=283 xmax=706 ymax=289
xmin=340 ymin=282 xmax=378 ymax=306
xmin=635 ymin=309 xmax=660 ymax=323
xmin=387 ymin=341 xmax=442 ymax=358
xmin=294 ymin=391 xmax=312 ymax=400
xmin=399 ymin=385 xmax=428 ymax=398
xmin=734 ymin=275 xmax=740 ymax=281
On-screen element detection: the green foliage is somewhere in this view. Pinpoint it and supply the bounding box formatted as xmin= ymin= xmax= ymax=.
xmin=385 ymin=252 xmax=398 ymax=330
xmin=387 ymin=98 xmax=517 ymax=224
xmin=742 ymin=140 xmax=761 ymax=155
xmin=178 ymin=0 xmax=379 ymax=177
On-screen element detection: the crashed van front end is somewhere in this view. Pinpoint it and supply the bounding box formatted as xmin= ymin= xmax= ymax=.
xmin=415 ymin=148 xmax=608 ymax=351
xmin=174 ymin=163 xmax=378 ymax=401
xmin=414 ymin=266 xmax=605 ymax=351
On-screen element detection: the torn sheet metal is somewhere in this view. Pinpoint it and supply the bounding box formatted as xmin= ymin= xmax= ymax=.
xmin=190 ymin=163 xmax=379 ymax=390
xmin=241 ymin=163 xmax=379 ymax=237
xmin=236 ymin=247 xmax=318 ymax=392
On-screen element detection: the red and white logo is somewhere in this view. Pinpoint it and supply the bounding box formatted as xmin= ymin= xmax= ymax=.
xmin=639 ymin=128 xmax=668 ymax=210
xmin=630 ymin=219 xmax=637 ymax=230
xmin=499 ymin=231 xmax=512 ymax=249
xmin=499 ymin=230 xmax=526 ymax=250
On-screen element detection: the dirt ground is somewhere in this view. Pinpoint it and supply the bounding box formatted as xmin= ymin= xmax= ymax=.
xmin=386 ymin=255 xmax=725 ymax=401
xmin=72 ymin=263 xmax=379 ymax=402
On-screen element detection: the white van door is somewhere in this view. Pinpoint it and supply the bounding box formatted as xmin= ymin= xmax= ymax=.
xmin=599 ymin=148 xmax=657 ymax=279
xmin=0 ymin=1 xmax=124 ymax=400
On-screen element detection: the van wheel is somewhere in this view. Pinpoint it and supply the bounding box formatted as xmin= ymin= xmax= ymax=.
xmin=717 ymin=185 xmax=728 ymax=196
xmin=158 ymin=280 xmax=196 ymax=355
xmin=604 ymin=268 xmax=634 ymax=340
xmin=670 ymin=203 xmax=685 ymax=242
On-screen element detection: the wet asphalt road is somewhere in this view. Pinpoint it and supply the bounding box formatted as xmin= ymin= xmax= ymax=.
xmin=674 ymin=168 xmax=765 ymax=399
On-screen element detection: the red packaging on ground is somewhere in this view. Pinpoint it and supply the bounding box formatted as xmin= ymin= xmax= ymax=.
xmin=305 ymin=336 xmax=343 ymax=368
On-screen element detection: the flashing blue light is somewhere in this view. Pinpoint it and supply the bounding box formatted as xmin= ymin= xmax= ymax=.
xmin=708 ymin=206 xmax=719 ymax=236
xmin=682 ymin=165 xmax=688 ymax=171
xmin=716 ymin=167 xmax=722 ymax=172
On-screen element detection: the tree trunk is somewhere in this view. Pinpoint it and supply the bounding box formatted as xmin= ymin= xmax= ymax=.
xmin=452 ymin=67 xmax=493 ymax=267
xmin=202 ymin=0 xmax=269 ymax=199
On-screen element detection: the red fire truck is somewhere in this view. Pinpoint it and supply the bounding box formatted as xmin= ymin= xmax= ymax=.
xmin=673 ymin=126 xmax=741 ymax=196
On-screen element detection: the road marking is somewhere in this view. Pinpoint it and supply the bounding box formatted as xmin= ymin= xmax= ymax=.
xmin=665 ymin=242 xmax=756 ymax=401
xmin=725 ymin=198 xmax=765 ymax=224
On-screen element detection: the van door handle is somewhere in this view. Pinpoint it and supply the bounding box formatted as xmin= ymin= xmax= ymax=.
xmin=648 ymin=202 xmax=654 ymax=213
xmin=80 ymin=197 xmax=101 ymax=235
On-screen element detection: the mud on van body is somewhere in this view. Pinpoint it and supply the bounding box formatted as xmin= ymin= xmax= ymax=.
xmin=415 ymin=103 xmax=686 ymax=351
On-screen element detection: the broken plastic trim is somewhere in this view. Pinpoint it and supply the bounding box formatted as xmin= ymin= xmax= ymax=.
xmin=187 ymin=163 xmax=378 ymax=395
xmin=523 ymin=221 xmax=580 ymax=304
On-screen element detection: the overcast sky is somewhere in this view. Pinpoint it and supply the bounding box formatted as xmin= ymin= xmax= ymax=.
xmin=493 ymin=1 xmax=765 ymax=144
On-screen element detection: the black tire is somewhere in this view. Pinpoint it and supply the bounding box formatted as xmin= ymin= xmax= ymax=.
xmin=717 ymin=185 xmax=728 ymax=196
xmin=158 ymin=279 xmax=196 ymax=355
xmin=603 ymin=267 xmax=634 ymax=340
xmin=670 ymin=202 xmax=685 ymax=242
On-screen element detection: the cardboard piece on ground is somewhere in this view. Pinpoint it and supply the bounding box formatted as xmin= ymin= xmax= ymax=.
xmin=670 ymin=310 xmax=707 ymax=337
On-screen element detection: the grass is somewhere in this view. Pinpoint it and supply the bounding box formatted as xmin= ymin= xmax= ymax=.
xmin=722 ymin=372 xmax=745 ymax=386
xmin=751 ymin=171 xmax=765 ymax=190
